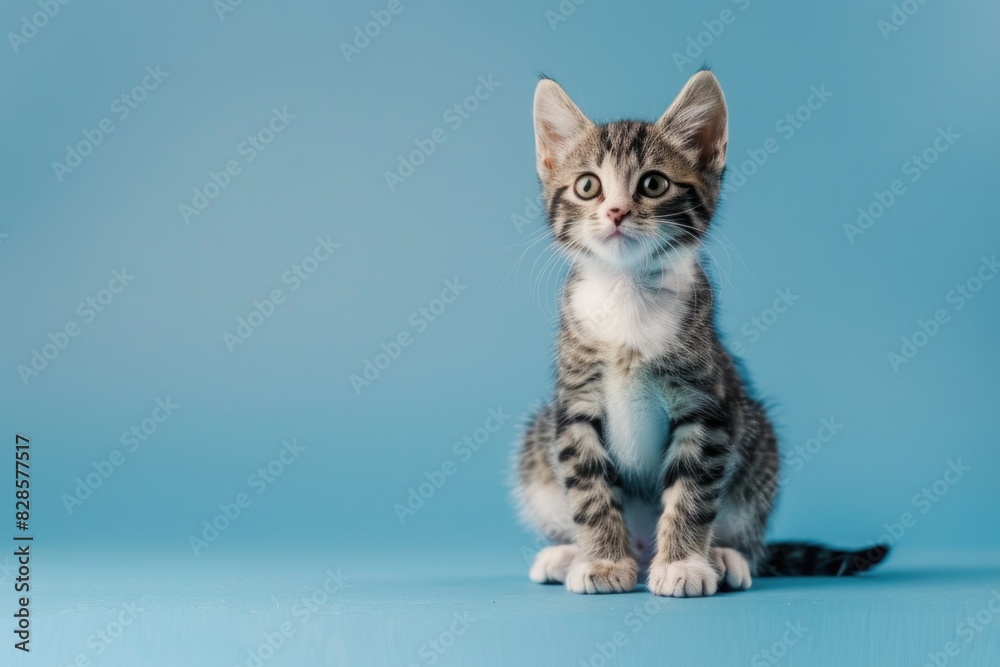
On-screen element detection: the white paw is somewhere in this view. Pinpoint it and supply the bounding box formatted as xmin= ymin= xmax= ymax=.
xmin=711 ymin=547 xmax=752 ymax=591
xmin=647 ymin=557 xmax=719 ymax=597
xmin=529 ymin=544 xmax=578 ymax=584
xmin=565 ymin=558 xmax=638 ymax=594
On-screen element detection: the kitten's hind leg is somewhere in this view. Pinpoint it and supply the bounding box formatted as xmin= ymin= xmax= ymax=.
xmin=710 ymin=497 xmax=767 ymax=591
xmin=516 ymin=404 xmax=579 ymax=585
xmin=710 ymin=547 xmax=752 ymax=591
xmin=530 ymin=544 xmax=578 ymax=584
xmin=514 ymin=404 xmax=577 ymax=543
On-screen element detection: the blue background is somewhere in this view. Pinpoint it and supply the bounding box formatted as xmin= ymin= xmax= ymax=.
xmin=2 ymin=0 xmax=999 ymax=665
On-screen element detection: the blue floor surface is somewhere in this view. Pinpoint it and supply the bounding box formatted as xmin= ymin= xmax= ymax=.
xmin=12 ymin=550 xmax=1000 ymax=666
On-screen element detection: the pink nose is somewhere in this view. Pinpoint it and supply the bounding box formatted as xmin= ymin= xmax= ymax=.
xmin=605 ymin=206 xmax=630 ymax=226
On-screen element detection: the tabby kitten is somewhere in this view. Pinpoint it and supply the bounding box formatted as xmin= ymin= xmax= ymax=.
xmin=514 ymin=71 xmax=888 ymax=596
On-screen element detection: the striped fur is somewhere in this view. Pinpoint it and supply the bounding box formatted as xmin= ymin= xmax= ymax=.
xmin=514 ymin=71 xmax=889 ymax=597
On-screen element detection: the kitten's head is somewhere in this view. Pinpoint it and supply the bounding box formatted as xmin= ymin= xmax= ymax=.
xmin=533 ymin=70 xmax=727 ymax=272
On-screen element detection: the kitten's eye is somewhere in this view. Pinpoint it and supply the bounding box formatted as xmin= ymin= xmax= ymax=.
xmin=638 ymin=172 xmax=670 ymax=198
xmin=573 ymin=173 xmax=602 ymax=200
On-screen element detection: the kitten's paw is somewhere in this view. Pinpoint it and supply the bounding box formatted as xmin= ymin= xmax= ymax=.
xmin=710 ymin=547 xmax=752 ymax=591
xmin=565 ymin=558 xmax=637 ymax=594
xmin=647 ymin=556 xmax=719 ymax=597
xmin=529 ymin=545 xmax=578 ymax=584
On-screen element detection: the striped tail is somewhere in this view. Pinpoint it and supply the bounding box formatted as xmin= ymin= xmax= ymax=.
xmin=759 ymin=542 xmax=891 ymax=577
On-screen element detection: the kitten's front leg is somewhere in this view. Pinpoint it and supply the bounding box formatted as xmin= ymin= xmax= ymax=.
xmin=648 ymin=410 xmax=729 ymax=597
xmin=556 ymin=413 xmax=637 ymax=594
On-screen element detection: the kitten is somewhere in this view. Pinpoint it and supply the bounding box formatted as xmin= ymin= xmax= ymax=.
xmin=514 ymin=71 xmax=889 ymax=596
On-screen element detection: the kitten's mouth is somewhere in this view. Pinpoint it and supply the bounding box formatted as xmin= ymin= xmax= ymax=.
xmin=605 ymin=226 xmax=636 ymax=242
xmin=598 ymin=228 xmax=643 ymax=256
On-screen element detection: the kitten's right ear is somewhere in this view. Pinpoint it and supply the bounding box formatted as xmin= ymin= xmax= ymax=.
xmin=533 ymin=79 xmax=592 ymax=177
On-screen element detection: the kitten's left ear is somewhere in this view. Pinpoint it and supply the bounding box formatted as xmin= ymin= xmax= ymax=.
xmin=657 ymin=70 xmax=728 ymax=173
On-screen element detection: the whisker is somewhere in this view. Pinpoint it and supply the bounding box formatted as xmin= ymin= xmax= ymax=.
xmin=651 ymin=215 xmax=753 ymax=302
xmin=500 ymin=224 xmax=550 ymax=253
xmin=543 ymin=253 xmax=571 ymax=320
xmin=499 ymin=233 xmax=551 ymax=294
xmin=531 ymin=244 xmax=564 ymax=312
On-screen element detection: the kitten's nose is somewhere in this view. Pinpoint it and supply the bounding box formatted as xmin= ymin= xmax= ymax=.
xmin=606 ymin=206 xmax=629 ymax=226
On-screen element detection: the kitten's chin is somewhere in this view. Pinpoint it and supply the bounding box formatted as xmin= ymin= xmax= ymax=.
xmin=580 ymin=232 xmax=641 ymax=267
xmin=581 ymin=233 xmax=686 ymax=275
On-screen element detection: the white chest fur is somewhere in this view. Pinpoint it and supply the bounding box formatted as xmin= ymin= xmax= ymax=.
xmin=565 ymin=256 xmax=696 ymax=487
xmin=567 ymin=256 xmax=693 ymax=356
xmin=603 ymin=366 xmax=669 ymax=489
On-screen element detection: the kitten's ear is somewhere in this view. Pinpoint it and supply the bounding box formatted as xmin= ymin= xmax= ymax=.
xmin=534 ymin=79 xmax=593 ymax=177
xmin=657 ymin=71 xmax=728 ymax=173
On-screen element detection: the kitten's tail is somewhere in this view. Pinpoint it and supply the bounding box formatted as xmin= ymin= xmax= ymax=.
xmin=759 ymin=542 xmax=890 ymax=577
